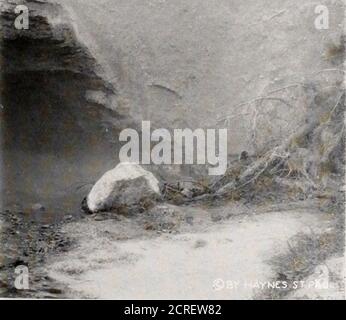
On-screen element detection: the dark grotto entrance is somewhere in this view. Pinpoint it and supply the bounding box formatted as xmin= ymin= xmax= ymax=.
xmin=0 ymin=44 xmax=120 ymax=219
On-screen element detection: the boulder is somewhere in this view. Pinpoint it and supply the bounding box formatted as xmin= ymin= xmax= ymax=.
xmin=31 ymin=203 xmax=45 ymax=213
xmin=86 ymin=163 xmax=161 ymax=213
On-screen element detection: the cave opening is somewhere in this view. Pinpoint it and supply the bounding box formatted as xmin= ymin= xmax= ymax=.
xmin=0 ymin=52 xmax=119 ymax=218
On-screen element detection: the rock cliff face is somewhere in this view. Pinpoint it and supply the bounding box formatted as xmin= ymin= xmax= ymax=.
xmin=0 ymin=0 xmax=344 ymax=212
xmin=1 ymin=0 xmax=109 ymax=81
xmin=0 ymin=0 xmax=121 ymax=211
xmin=55 ymin=0 xmax=344 ymax=151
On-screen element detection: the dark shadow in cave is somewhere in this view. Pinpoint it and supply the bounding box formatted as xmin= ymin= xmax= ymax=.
xmin=0 ymin=2 xmax=127 ymax=219
xmin=0 ymin=66 xmax=120 ymax=219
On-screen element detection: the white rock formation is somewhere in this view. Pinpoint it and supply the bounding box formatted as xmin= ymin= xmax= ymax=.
xmin=57 ymin=0 xmax=344 ymax=154
xmin=87 ymin=162 xmax=160 ymax=212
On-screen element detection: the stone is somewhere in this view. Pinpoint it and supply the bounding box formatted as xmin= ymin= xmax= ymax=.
xmin=32 ymin=203 xmax=45 ymax=212
xmin=86 ymin=162 xmax=161 ymax=213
